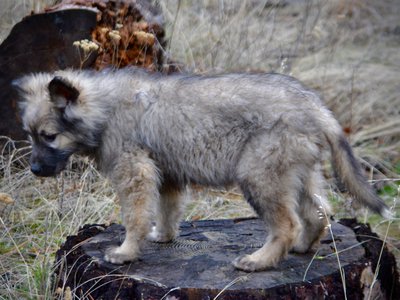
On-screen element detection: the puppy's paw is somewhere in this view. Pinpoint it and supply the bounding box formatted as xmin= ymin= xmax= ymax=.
xmin=147 ymin=226 xmax=175 ymax=243
xmin=232 ymin=254 xmax=259 ymax=272
xmin=233 ymin=254 xmax=274 ymax=272
xmin=291 ymin=243 xmax=310 ymax=254
xmin=104 ymin=246 xmax=138 ymax=264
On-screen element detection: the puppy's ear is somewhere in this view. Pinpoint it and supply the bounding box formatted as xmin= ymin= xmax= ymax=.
xmin=48 ymin=76 xmax=80 ymax=109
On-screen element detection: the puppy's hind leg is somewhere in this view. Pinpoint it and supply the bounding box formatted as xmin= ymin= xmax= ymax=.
xmin=104 ymin=149 xmax=160 ymax=264
xmin=292 ymin=166 xmax=331 ymax=253
xmin=234 ymin=166 xmax=304 ymax=272
xmin=148 ymin=183 xmax=184 ymax=243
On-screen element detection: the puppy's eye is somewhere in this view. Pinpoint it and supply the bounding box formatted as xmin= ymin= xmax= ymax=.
xmin=40 ymin=132 xmax=57 ymax=143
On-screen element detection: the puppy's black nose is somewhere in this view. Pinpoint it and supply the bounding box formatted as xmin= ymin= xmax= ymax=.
xmin=30 ymin=163 xmax=42 ymax=176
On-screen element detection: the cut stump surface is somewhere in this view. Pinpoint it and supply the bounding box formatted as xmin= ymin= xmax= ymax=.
xmin=55 ymin=218 xmax=399 ymax=299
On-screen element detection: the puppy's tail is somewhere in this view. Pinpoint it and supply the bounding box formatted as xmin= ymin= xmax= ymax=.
xmin=320 ymin=109 xmax=392 ymax=218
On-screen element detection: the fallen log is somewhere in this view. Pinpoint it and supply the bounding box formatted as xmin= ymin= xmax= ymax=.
xmin=54 ymin=218 xmax=399 ymax=299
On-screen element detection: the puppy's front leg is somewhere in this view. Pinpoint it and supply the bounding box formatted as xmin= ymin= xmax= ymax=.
xmin=104 ymin=149 xmax=159 ymax=264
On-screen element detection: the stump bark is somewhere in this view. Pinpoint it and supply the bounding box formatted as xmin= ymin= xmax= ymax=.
xmin=54 ymin=218 xmax=399 ymax=299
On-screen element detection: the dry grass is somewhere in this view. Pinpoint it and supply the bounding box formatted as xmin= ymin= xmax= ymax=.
xmin=0 ymin=137 xmax=117 ymax=298
xmin=0 ymin=0 xmax=399 ymax=299
xmin=161 ymin=0 xmax=400 ymax=167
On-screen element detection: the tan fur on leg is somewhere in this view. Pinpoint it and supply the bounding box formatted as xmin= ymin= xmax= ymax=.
xmin=105 ymin=149 xmax=160 ymax=264
xmin=233 ymin=202 xmax=302 ymax=271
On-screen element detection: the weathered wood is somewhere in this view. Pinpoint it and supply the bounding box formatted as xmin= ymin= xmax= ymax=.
xmin=54 ymin=218 xmax=399 ymax=299
xmin=0 ymin=0 xmax=167 ymax=142
xmin=0 ymin=9 xmax=97 ymax=141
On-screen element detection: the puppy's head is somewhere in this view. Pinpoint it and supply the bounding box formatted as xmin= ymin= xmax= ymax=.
xmin=14 ymin=73 xmax=86 ymax=177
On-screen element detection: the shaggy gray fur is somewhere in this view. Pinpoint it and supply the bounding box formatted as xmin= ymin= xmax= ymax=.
xmin=15 ymin=68 xmax=390 ymax=271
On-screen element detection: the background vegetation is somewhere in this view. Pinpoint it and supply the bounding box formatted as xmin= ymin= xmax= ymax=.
xmin=0 ymin=0 xmax=399 ymax=299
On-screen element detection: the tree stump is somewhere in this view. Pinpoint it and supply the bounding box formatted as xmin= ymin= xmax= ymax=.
xmin=0 ymin=0 xmax=167 ymax=142
xmin=0 ymin=9 xmax=97 ymax=141
xmin=54 ymin=218 xmax=399 ymax=299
